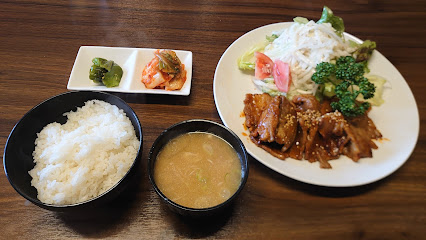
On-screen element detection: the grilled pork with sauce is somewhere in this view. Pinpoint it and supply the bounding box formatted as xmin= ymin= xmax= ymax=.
xmin=243 ymin=93 xmax=382 ymax=168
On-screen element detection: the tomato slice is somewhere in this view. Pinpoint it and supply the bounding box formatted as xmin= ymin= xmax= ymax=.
xmin=273 ymin=60 xmax=291 ymax=93
xmin=254 ymin=52 xmax=273 ymax=80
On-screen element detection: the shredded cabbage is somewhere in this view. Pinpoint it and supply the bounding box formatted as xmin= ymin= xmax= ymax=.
xmin=263 ymin=20 xmax=355 ymax=99
xmin=252 ymin=78 xmax=283 ymax=96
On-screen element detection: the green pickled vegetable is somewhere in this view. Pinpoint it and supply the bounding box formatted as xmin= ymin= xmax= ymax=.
xmin=89 ymin=57 xmax=123 ymax=88
xmin=89 ymin=65 xmax=107 ymax=83
xmin=92 ymin=57 xmax=114 ymax=71
xmin=103 ymin=64 xmax=123 ymax=88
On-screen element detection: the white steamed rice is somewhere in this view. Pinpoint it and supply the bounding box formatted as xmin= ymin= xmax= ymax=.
xmin=29 ymin=99 xmax=140 ymax=205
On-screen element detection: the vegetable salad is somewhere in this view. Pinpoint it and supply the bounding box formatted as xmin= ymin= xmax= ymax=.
xmin=238 ymin=6 xmax=386 ymax=117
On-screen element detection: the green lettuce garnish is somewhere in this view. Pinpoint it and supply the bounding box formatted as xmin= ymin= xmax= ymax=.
xmin=357 ymin=75 xmax=386 ymax=106
xmin=317 ymin=6 xmax=345 ymax=37
xmin=353 ymin=40 xmax=377 ymax=73
xmin=266 ymin=34 xmax=279 ymax=42
xmin=293 ymin=17 xmax=309 ymax=24
xmin=237 ymin=40 xmax=269 ymax=70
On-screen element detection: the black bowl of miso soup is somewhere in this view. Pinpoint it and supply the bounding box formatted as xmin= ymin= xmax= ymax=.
xmin=148 ymin=119 xmax=248 ymax=218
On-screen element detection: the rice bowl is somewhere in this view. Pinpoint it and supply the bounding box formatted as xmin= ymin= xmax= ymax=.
xmin=3 ymin=91 xmax=143 ymax=211
xmin=29 ymin=99 xmax=140 ymax=205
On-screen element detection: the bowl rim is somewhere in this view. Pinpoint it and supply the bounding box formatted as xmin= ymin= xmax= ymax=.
xmin=3 ymin=90 xmax=143 ymax=209
xmin=147 ymin=119 xmax=249 ymax=213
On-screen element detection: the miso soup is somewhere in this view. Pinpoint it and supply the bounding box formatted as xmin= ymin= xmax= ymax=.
xmin=154 ymin=132 xmax=242 ymax=209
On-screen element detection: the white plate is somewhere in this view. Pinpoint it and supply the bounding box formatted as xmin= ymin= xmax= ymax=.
xmin=67 ymin=46 xmax=192 ymax=95
xmin=213 ymin=22 xmax=420 ymax=187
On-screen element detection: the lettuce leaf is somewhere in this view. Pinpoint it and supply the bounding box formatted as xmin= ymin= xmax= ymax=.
xmin=357 ymin=75 xmax=386 ymax=106
xmin=237 ymin=40 xmax=269 ymax=70
xmin=354 ymin=40 xmax=377 ymax=73
xmin=293 ymin=17 xmax=309 ymax=24
xmin=317 ymin=6 xmax=345 ymax=37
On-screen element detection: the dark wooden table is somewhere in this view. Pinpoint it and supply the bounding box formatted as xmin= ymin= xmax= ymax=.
xmin=1 ymin=1 xmax=425 ymax=239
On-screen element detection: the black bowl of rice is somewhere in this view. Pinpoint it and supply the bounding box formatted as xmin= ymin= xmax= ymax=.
xmin=3 ymin=91 xmax=143 ymax=211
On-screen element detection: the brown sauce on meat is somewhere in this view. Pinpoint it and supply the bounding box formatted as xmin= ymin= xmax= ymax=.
xmin=243 ymin=93 xmax=382 ymax=169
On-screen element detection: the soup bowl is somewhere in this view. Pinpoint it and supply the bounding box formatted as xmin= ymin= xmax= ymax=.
xmin=3 ymin=91 xmax=143 ymax=212
xmin=148 ymin=119 xmax=249 ymax=218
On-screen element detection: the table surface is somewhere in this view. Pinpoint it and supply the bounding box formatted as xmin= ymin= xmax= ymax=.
xmin=1 ymin=1 xmax=425 ymax=239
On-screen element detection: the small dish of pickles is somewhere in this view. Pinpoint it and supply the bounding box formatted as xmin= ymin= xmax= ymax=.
xmin=67 ymin=46 xmax=192 ymax=95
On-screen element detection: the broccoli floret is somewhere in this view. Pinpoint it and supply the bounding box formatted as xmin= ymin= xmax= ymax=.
xmin=331 ymin=95 xmax=371 ymax=117
xmin=332 ymin=81 xmax=372 ymax=117
xmin=336 ymin=55 xmax=356 ymax=65
xmin=311 ymin=55 xmax=376 ymax=117
xmin=358 ymin=77 xmax=376 ymax=99
xmin=311 ymin=62 xmax=337 ymax=84
xmin=335 ymin=56 xmax=365 ymax=82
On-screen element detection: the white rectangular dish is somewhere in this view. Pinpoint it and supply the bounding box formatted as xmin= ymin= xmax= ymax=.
xmin=67 ymin=46 xmax=192 ymax=95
